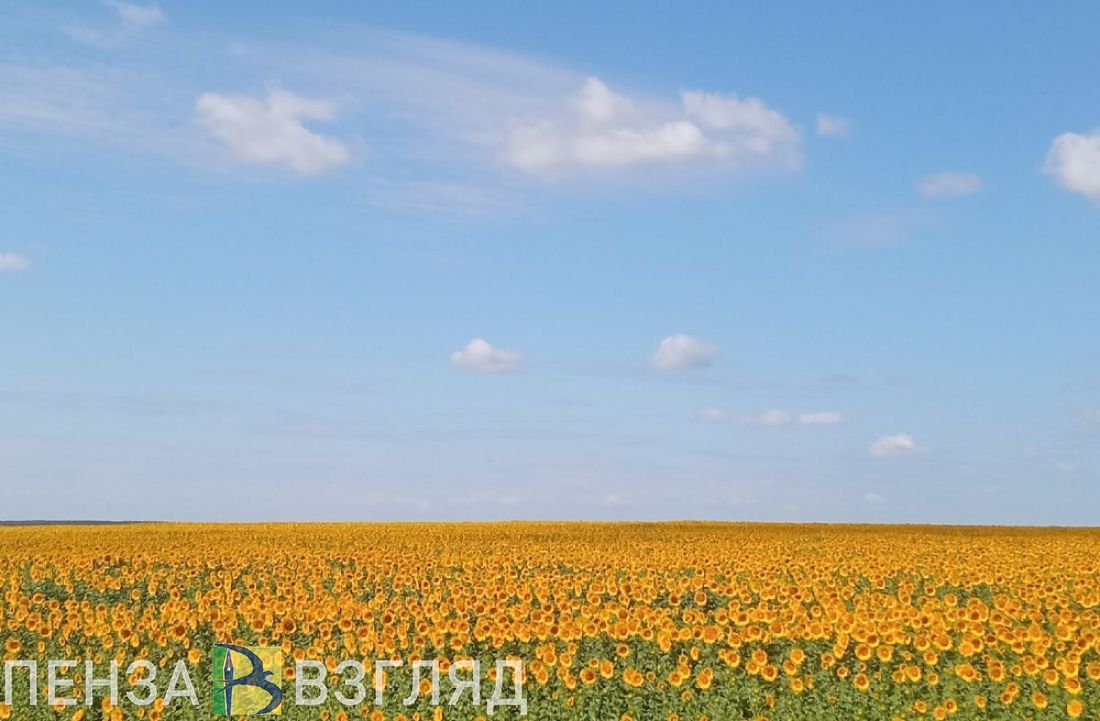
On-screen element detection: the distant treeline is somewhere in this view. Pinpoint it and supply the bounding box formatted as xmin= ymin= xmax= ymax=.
xmin=0 ymin=520 xmax=151 ymax=526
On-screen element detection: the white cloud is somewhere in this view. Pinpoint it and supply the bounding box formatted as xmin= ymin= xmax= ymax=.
xmin=195 ymin=89 xmax=351 ymax=175
xmin=752 ymin=409 xmax=793 ymax=426
xmin=8 ymin=28 xmax=805 ymax=202
xmin=506 ymin=77 xmax=801 ymax=177
xmin=651 ymin=334 xmax=716 ymax=370
xmin=105 ymin=1 xmax=165 ymax=29
xmin=680 ymin=90 xmax=802 ymax=167
xmin=745 ymin=409 xmax=845 ymax=426
xmin=916 ymin=171 xmax=982 ymax=198
xmin=864 ymin=492 xmax=886 ymax=503
xmin=697 ymin=407 xmax=729 ymax=423
xmin=9 ymin=27 xmax=808 ymax=203
xmin=869 ymin=433 xmax=921 ymax=458
xmin=1044 ymin=129 xmax=1100 ymax=204
xmin=740 ymin=409 xmax=846 ymax=427
xmin=450 ymin=339 xmax=521 ymax=374
xmin=799 ymin=411 xmax=845 ymax=426
xmin=0 ymin=253 xmax=30 ymax=271
xmin=739 ymin=409 xmax=847 ymax=426
xmin=815 ymin=113 xmax=851 ymax=138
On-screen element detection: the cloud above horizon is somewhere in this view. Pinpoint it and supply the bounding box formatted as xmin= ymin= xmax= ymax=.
xmin=450 ymin=339 xmax=522 ymax=374
xmin=1045 ymin=129 xmax=1100 ymax=204
xmin=869 ymin=433 xmax=921 ymax=457
xmin=745 ymin=410 xmax=845 ymax=427
xmin=2 ymin=19 xmax=816 ymax=210
xmin=195 ymin=89 xmax=351 ymax=175
xmin=652 ymin=334 xmax=716 ymax=370
xmin=506 ymin=77 xmax=801 ymax=177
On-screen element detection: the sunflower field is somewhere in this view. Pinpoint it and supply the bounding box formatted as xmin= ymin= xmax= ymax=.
xmin=1 ymin=522 xmax=1098 ymax=720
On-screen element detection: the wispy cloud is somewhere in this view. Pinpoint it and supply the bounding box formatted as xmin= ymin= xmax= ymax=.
xmin=363 ymin=178 xmax=516 ymax=216
xmin=826 ymin=208 xmax=935 ymax=249
xmin=798 ymin=411 xmax=845 ymax=426
xmin=0 ymin=253 xmax=30 ymax=272
xmin=696 ymin=407 xmax=729 ymax=423
xmin=1076 ymin=409 xmax=1100 ymax=431
xmin=0 ymin=65 xmax=129 ymax=136
xmin=750 ymin=409 xmax=793 ymax=426
xmin=917 ymin=171 xmax=982 ymax=198
xmin=6 ymin=22 xmax=812 ymax=210
xmin=64 ymin=1 xmax=165 ymax=49
xmin=815 ymin=113 xmax=851 ymax=138
xmin=105 ymin=1 xmax=164 ymax=29
xmin=0 ymin=62 xmax=202 ymax=166
xmin=743 ymin=409 xmax=844 ymax=427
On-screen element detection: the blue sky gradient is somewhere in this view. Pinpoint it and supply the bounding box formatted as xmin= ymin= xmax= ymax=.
xmin=1 ymin=1 xmax=1098 ymax=522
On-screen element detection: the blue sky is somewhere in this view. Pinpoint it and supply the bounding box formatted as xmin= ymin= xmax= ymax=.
xmin=1 ymin=1 xmax=1098 ymax=523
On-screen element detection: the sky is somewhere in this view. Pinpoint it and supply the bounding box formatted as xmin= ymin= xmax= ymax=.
xmin=1 ymin=1 xmax=1099 ymax=524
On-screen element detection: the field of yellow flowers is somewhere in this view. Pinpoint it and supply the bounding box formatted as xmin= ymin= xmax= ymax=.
xmin=2 ymin=522 xmax=1099 ymax=720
